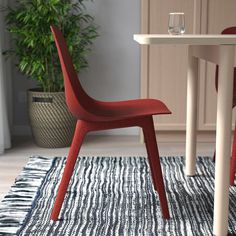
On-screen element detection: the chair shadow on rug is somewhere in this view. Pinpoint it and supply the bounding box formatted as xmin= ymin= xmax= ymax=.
xmin=50 ymin=25 xmax=171 ymax=221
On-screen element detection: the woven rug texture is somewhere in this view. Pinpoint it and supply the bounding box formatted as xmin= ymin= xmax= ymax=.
xmin=0 ymin=156 xmax=236 ymax=236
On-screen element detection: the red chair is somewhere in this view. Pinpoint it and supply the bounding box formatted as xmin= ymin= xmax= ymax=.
xmin=213 ymin=27 xmax=236 ymax=186
xmin=50 ymin=25 xmax=171 ymax=220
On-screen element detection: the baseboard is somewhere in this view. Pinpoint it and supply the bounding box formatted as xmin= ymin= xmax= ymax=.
xmin=11 ymin=125 xmax=139 ymax=136
xmin=155 ymin=131 xmax=218 ymax=143
xmin=88 ymin=127 xmax=139 ymax=135
xmin=11 ymin=125 xmax=228 ymax=143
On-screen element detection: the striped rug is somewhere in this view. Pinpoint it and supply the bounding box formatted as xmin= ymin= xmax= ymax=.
xmin=0 ymin=156 xmax=236 ymax=236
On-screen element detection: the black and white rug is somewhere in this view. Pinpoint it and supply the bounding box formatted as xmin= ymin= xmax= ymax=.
xmin=0 ymin=156 xmax=236 ymax=236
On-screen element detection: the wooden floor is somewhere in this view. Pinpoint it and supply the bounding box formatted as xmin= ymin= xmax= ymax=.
xmin=0 ymin=135 xmax=215 ymax=201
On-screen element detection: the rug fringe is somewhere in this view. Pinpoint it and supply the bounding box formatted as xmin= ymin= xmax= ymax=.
xmin=0 ymin=156 xmax=56 ymax=235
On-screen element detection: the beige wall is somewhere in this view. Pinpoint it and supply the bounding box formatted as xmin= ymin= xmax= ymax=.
xmin=141 ymin=0 xmax=236 ymax=135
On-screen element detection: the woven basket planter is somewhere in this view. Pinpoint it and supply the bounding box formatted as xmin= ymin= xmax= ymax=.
xmin=28 ymin=90 xmax=76 ymax=148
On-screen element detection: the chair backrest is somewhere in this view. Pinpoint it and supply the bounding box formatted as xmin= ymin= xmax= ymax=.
xmin=215 ymin=27 xmax=236 ymax=101
xmin=50 ymin=25 xmax=97 ymax=121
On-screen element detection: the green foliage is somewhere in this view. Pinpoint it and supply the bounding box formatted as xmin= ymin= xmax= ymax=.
xmin=5 ymin=0 xmax=98 ymax=92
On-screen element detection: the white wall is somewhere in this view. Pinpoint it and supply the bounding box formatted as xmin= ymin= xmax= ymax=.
xmin=12 ymin=0 xmax=141 ymax=135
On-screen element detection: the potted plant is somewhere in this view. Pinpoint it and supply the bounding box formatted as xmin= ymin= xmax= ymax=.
xmin=5 ymin=0 xmax=98 ymax=148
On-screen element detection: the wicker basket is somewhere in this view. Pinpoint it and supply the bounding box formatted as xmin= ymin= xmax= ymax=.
xmin=28 ymin=90 xmax=76 ymax=148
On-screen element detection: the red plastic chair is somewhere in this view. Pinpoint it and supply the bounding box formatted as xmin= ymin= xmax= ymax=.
xmin=50 ymin=25 xmax=171 ymax=220
xmin=213 ymin=27 xmax=236 ymax=186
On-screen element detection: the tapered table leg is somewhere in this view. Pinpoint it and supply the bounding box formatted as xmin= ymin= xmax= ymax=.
xmin=186 ymin=46 xmax=198 ymax=176
xmin=213 ymin=45 xmax=234 ymax=236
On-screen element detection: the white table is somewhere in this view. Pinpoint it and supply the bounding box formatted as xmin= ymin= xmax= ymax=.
xmin=134 ymin=34 xmax=236 ymax=236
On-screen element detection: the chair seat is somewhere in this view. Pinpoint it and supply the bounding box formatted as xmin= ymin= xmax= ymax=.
xmin=233 ymin=98 xmax=236 ymax=107
xmin=88 ymin=98 xmax=171 ymax=122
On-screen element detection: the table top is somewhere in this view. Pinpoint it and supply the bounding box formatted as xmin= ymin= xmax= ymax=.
xmin=133 ymin=34 xmax=236 ymax=45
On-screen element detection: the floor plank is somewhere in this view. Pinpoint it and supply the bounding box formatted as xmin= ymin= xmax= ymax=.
xmin=0 ymin=135 xmax=215 ymax=201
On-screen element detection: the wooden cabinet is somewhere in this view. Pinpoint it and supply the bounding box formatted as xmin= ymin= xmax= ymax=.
xmin=141 ymin=0 xmax=236 ymax=132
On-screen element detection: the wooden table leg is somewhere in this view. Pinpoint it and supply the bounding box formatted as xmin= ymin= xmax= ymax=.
xmin=186 ymin=45 xmax=198 ymax=176
xmin=213 ymin=45 xmax=234 ymax=236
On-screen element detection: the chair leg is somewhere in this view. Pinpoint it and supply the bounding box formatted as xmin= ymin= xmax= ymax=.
xmin=51 ymin=120 xmax=87 ymax=221
xmin=230 ymin=123 xmax=236 ymax=186
xmin=213 ymin=151 xmax=216 ymax=162
xmin=142 ymin=117 xmax=170 ymax=219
